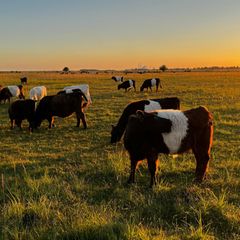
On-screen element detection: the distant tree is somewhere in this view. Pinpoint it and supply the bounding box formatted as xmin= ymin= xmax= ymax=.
xmin=62 ymin=67 xmax=70 ymax=73
xmin=159 ymin=65 xmax=168 ymax=72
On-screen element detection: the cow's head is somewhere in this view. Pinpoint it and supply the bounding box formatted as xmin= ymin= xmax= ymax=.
xmin=111 ymin=125 xmax=122 ymax=143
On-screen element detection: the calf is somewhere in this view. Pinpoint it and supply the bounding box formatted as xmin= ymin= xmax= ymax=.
xmin=111 ymin=97 xmax=180 ymax=143
xmin=118 ymin=80 xmax=136 ymax=92
xmin=29 ymin=86 xmax=47 ymax=101
xmin=20 ymin=77 xmax=27 ymax=84
xmin=112 ymin=76 xmax=123 ymax=82
xmin=140 ymin=78 xmax=162 ymax=92
xmin=8 ymin=99 xmax=35 ymax=132
xmin=124 ymin=106 xmax=213 ymax=187
xmin=35 ymin=91 xmax=88 ymax=129
xmin=63 ymin=84 xmax=92 ymax=105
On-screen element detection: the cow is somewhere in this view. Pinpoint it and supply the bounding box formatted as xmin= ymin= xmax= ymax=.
xmin=62 ymin=84 xmax=92 ymax=105
xmin=111 ymin=97 xmax=180 ymax=143
xmin=34 ymin=91 xmax=88 ymax=129
xmin=8 ymin=99 xmax=35 ymax=132
xmin=118 ymin=80 xmax=136 ymax=92
xmin=0 ymin=88 xmax=12 ymax=103
xmin=0 ymin=85 xmax=24 ymax=103
xmin=124 ymin=106 xmax=213 ymax=187
xmin=112 ymin=76 xmax=123 ymax=82
xmin=140 ymin=78 xmax=162 ymax=92
xmin=20 ymin=77 xmax=27 ymax=84
xmin=8 ymin=85 xmax=25 ymax=99
xmin=29 ymin=86 xmax=47 ymax=101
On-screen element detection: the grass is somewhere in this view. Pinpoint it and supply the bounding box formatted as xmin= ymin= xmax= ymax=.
xmin=0 ymin=71 xmax=239 ymax=239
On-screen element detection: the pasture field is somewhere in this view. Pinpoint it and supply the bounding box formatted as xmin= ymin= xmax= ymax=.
xmin=0 ymin=71 xmax=239 ymax=240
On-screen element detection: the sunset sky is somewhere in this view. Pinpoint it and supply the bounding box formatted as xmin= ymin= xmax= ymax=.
xmin=0 ymin=0 xmax=240 ymax=70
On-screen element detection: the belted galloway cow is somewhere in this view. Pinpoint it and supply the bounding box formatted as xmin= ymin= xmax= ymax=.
xmin=124 ymin=106 xmax=213 ymax=187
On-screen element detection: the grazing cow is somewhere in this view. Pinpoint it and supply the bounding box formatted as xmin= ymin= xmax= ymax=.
xmin=29 ymin=86 xmax=47 ymax=101
xmin=63 ymin=84 xmax=92 ymax=105
xmin=8 ymin=99 xmax=35 ymax=132
xmin=20 ymin=77 xmax=27 ymax=84
xmin=111 ymin=97 xmax=180 ymax=143
xmin=0 ymin=88 xmax=12 ymax=103
xmin=124 ymin=106 xmax=213 ymax=187
xmin=8 ymin=85 xmax=25 ymax=99
xmin=118 ymin=80 xmax=136 ymax=92
xmin=34 ymin=91 xmax=88 ymax=129
xmin=0 ymin=85 xmax=24 ymax=103
xmin=112 ymin=76 xmax=123 ymax=82
xmin=140 ymin=78 xmax=162 ymax=92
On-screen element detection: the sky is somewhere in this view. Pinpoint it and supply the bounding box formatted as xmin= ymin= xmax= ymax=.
xmin=0 ymin=0 xmax=240 ymax=70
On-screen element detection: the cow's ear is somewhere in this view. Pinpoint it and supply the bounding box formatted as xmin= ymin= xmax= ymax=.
xmin=136 ymin=110 xmax=145 ymax=120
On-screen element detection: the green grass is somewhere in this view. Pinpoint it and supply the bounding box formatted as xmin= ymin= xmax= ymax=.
xmin=0 ymin=71 xmax=239 ymax=239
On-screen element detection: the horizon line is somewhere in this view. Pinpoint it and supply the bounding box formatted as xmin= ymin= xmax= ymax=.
xmin=0 ymin=65 xmax=240 ymax=72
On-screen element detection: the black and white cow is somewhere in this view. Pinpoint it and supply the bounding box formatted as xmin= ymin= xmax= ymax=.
xmin=124 ymin=106 xmax=213 ymax=187
xmin=29 ymin=86 xmax=47 ymax=101
xmin=62 ymin=84 xmax=92 ymax=105
xmin=8 ymin=85 xmax=25 ymax=99
xmin=111 ymin=97 xmax=180 ymax=143
xmin=140 ymin=78 xmax=162 ymax=92
xmin=8 ymin=99 xmax=36 ymax=132
xmin=118 ymin=80 xmax=136 ymax=92
xmin=112 ymin=76 xmax=123 ymax=82
xmin=0 ymin=85 xmax=25 ymax=103
xmin=20 ymin=77 xmax=27 ymax=84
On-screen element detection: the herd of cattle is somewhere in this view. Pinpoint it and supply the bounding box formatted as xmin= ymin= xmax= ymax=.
xmin=112 ymin=76 xmax=162 ymax=92
xmin=0 ymin=76 xmax=214 ymax=187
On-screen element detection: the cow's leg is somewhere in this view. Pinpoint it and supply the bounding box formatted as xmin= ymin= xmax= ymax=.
xmin=147 ymin=151 xmax=158 ymax=187
xmin=76 ymin=112 xmax=80 ymax=127
xmin=150 ymin=86 xmax=152 ymax=92
xmin=10 ymin=119 xmax=14 ymax=129
xmin=47 ymin=116 xmax=54 ymax=128
xmin=193 ymin=125 xmax=213 ymax=182
xmin=194 ymin=152 xmax=210 ymax=182
xmin=15 ymin=119 xmax=22 ymax=129
xmin=127 ymin=155 xmax=139 ymax=184
xmin=76 ymin=111 xmax=87 ymax=129
xmin=156 ymin=84 xmax=159 ymax=92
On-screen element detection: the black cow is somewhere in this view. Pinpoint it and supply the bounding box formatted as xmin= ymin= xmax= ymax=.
xmin=124 ymin=106 xmax=213 ymax=187
xmin=140 ymin=78 xmax=162 ymax=92
xmin=8 ymin=99 xmax=35 ymax=132
xmin=20 ymin=77 xmax=27 ymax=84
xmin=0 ymin=88 xmax=12 ymax=103
xmin=35 ymin=91 xmax=88 ymax=129
xmin=111 ymin=97 xmax=180 ymax=143
xmin=118 ymin=80 xmax=136 ymax=92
